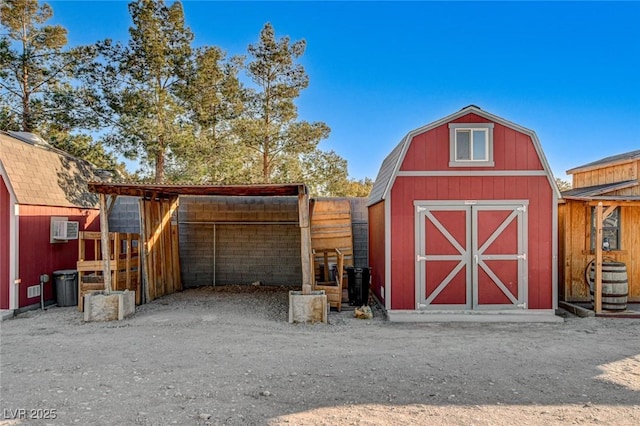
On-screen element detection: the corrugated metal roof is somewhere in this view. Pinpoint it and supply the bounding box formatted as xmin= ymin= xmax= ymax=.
xmin=561 ymin=180 xmax=638 ymax=198
xmin=367 ymin=105 xmax=560 ymax=206
xmin=567 ymin=150 xmax=640 ymax=174
xmin=0 ymin=131 xmax=102 ymax=208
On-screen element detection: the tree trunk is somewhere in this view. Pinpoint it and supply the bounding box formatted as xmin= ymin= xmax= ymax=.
xmin=155 ymin=149 xmax=165 ymax=183
xmin=21 ymin=61 xmax=31 ymax=132
xmin=21 ymin=21 xmax=31 ymax=132
xmin=21 ymin=96 xmax=31 ymax=132
xmin=263 ymin=150 xmax=270 ymax=183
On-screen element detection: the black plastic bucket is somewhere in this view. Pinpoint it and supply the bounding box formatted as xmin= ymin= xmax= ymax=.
xmin=346 ymin=267 xmax=370 ymax=306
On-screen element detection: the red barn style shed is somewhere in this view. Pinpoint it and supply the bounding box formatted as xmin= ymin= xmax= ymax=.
xmin=367 ymin=106 xmax=561 ymax=322
xmin=0 ymin=131 xmax=101 ymax=313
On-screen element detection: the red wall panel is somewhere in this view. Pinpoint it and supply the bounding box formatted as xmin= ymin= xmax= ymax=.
xmin=18 ymin=206 xmax=99 ymax=308
xmin=390 ymin=175 xmax=554 ymax=310
xmin=385 ymin=112 xmax=554 ymax=310
xmin=0 ymin=177 xmax=10 ymax=309
xmin=368 ymin=202 xmax=386 ymax=304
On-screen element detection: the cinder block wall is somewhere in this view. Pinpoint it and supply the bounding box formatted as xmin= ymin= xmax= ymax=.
xmin=108 ymin=196 xmax=140 ymax=233
xmin=179 ymin=196 xmax=301 ymax=287
xmin=349 ymin=197 xmax=369 ymax=268
xmin=109 ymin=195 xmax=369 ymax=287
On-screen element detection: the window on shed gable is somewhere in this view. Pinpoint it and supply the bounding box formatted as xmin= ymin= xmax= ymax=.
xmin=449 ymin=123 xmax=495 ymax=167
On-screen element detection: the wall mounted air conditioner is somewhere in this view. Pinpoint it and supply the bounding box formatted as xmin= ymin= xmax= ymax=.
xmin=51 ymin=217 xmax=79 ymax=242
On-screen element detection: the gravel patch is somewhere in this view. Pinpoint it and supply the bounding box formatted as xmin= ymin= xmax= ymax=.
xmin=1 ymin=286 xmax=639 ymax=425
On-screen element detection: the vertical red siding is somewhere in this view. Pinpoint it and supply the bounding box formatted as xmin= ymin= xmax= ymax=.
xmin=390 ymin=179 xmax=417 ymax=310
xmin=400 ymin=113 xmax=543 ymax=172
xmin=368 ymin=202 xmax=386 ymax=304
xmin=390 ymin=176 xmax=554 ymax=310
xmin=0 ymin=177 xmax=10 ymax=309
xmin=17 ymin=205 xmax=99 ymax=308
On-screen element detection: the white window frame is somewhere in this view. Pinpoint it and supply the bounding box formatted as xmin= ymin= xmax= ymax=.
xmin=449 ymin=123 xmax=495 ymax=167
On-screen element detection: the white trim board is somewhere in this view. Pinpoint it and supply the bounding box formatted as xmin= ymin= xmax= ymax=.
xmin=397 ymin=170 xmax=548 ymax=177
xmin=386 ymin=309 xmax=563 ymax=323
xmin=0 ymin=162 xmax=19 ymax=310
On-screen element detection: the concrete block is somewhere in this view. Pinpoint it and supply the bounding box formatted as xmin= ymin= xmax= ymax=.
xmin=288 ymin=290 xmax=327 ymax=323
xmin=83 ymin=291 xmax=135 ymax=322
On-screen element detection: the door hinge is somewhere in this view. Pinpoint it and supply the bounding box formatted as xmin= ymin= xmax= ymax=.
xmin=416 ymin=255 xmax=427 ymax=262
xmin=517 ymin=253 xmax=527 ymax=260
xmin=517 ymin=302 xmax=527 ymax=309
xmin=517 ymin=205 xmax=527 ymax=212
xmin=418 ymin=303 xmax=427 ymax=309
xmin=416 ymin=206 xmax=427 ymax=213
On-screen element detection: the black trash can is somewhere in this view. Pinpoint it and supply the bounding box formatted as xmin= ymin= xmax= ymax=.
xmin=346 ymin=267 xmax=370 ymax=306
xmin=53 ymin=269 xmax=78 ymax=307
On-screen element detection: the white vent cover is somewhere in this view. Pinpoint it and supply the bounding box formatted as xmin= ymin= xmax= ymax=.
xmin=51 ymin=217 xmax=79 ymax=242
xmin=27 ymin=285 xmax=41 ymax=298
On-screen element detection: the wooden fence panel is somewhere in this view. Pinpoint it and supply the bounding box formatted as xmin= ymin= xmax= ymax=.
xmin=140 ymin=197 xmax=181 ymax=302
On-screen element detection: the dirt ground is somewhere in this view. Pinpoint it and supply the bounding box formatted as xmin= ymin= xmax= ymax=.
xmin=1 ymin=286 xmax=639 ymax=426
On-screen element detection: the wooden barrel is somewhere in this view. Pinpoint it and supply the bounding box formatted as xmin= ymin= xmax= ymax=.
xmin=588 ymin=261 xmax=629 ymax=311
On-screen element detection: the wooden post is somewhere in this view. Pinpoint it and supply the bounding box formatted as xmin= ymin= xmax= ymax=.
xmin=594 ymin=202 xmax=603 ymax=313
xmin=169 ymin=197 xmax=181 ymax=291
xmin=99 ymin=193 xmax=112 ymax=294
xmin=139 ymin=199 xmax=150 ymax=304
xmin=298 ymin=189 xmax=312 ymax=295
xmin=125 ymin=234 xmax=132 ymax=291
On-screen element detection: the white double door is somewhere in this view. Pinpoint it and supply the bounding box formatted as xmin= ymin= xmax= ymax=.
xmin=415 ymin=201 xmax=528 ymax=310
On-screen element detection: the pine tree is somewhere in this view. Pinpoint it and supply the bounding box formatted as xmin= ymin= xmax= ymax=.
xmin=86 ymin=0 xmax=194 ymax=183
xmin=171 ymin=46 xmax=246 ymax=183
xmin=238 ymin=23 xmax=331 ymax=183
xmin=0 ymin=0 xmax=123 ymax=172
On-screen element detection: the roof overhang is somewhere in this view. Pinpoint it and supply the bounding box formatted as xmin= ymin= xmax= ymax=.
xmin=87 ymin=182 xmax=308 ymax=200
xmin=560 ymin=180 xmax=638 ymax=199
xmin=562 ymin=195 xmax=640 ymax=205
xmin=566 ymin=150 xmax=640 ymax=175
xmin=0 ymin=159 xmax=18 ymax=203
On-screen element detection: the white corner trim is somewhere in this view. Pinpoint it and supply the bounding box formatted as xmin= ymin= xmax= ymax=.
xmin=385 ymin=195 xmax=392 ymax=311
xmin=1 ymin=163 xmax=19 ymax=310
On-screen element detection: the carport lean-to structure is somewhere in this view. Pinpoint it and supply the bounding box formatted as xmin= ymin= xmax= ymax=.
xmin=87 ymin=183 xmax=315 ymax=307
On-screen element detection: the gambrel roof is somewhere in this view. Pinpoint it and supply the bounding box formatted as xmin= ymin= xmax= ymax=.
xmin=0 ymin=131 xmax=103 ymax=208
xmin=367 ymin=105 xmax=560 ymax=206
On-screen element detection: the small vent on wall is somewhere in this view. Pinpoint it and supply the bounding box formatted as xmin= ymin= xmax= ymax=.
xmin=27 ymin=285 xmax=41 ymax=298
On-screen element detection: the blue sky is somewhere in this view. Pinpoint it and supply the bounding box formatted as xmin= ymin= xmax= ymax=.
xmin=48 ymin=1 xmax=640 ymax=182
